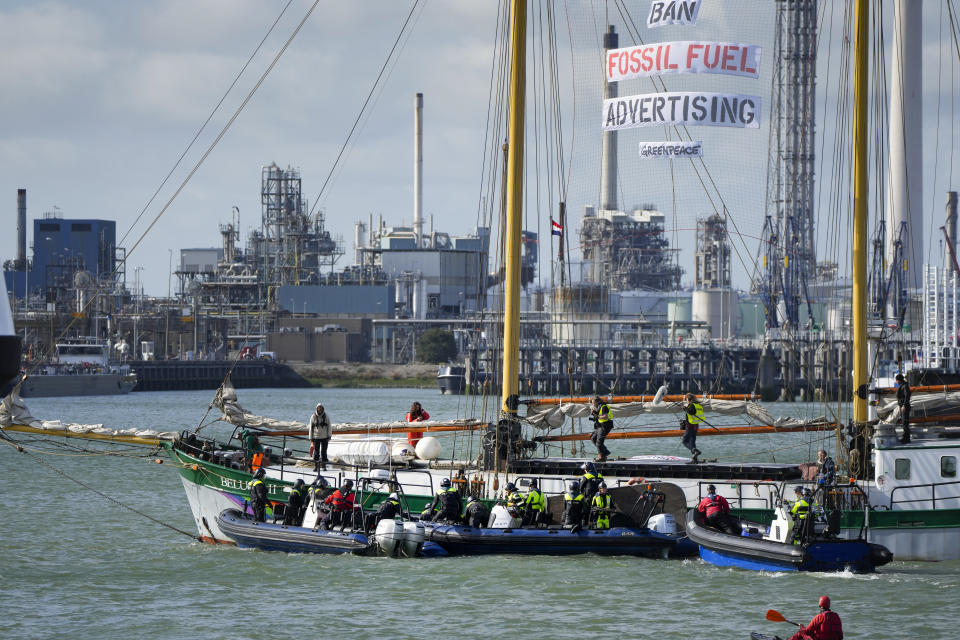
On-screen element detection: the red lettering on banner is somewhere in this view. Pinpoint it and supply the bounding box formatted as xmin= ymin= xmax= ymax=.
xmin=740 ymin=47 xmax=756 ymax=74
xmin=704 ymin=45 xmax=721 ymax=69
xmin=630 ymin=49 xmax=642 ymax=74
xmin=722 ymin=46 xmax=737 ymax=71
xmin=641 ymin=47 xmax=654 ymax=72
xmin=665 ymin=44 xmax=678 ymax=70
xmin=686 ymin=43 xmax=702 ymax=69
xmin=608 ymin=51 xmax=618 ymax=79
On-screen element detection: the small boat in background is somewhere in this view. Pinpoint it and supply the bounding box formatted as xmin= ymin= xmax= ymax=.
xmin=13 ymin=337 xmax=136 ymax=398
xmin=436 ymin=365 xmax=466 ymax=395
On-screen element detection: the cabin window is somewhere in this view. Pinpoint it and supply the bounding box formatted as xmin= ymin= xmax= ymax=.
xmin=941 ymin=456 xmax=957 ymax=479
xmin=894 ymin=458 xmax=911 ymax=480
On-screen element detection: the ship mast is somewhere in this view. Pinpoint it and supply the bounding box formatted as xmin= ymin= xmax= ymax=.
xmin=500 ymin=0 xmax=525 ymax=418
xmin=852 ymin=0 xmax=868 ymax=423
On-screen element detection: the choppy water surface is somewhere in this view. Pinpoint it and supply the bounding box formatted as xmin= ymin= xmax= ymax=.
xmin=2 ymin=389 xmax=958 ymax=639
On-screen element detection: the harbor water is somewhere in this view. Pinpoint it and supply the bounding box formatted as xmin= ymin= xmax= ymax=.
xmin=2 ymin=388 xmax=958 ymax=639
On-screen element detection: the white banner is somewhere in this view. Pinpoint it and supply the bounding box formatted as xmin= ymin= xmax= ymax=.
xmin=639 ymin=141 xmax=703 ymax=159
xmin=602 ymin=92 xmax=761 ymax=131
xmin=647 ymin=0 xmax=701 ymax=28
xmin=607 ymin=42 xmax=761 ymax=82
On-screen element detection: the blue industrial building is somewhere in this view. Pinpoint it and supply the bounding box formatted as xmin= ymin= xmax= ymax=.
xmin=4 ymin=213 xmax=118 ymax=301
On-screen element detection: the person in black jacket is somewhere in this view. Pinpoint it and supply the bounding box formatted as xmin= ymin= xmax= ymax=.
xmin=422 ymin=478 xmax=462 ymax=523
xmin=374 ymin=492 xmax=403 ymax=523
xmin=562 ymin=480 xmax=585 ymax=532
xmin=249 ymin=468 xmax=267 ymax=522
xmin=896 ymin=373 xmax=911 ymax=444
xmin=282 ymin=478 xmax=307 ymax=525
xmin=463 ymin=496 xmax=490 ymax=528
xmin=578 ymin=461 xmax=604 ymax=508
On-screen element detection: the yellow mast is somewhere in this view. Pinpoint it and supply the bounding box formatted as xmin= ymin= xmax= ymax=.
xmin=852 ymin=0 xmax=868 ymax=423
xmin=501 ymin=0 xmax=526 ymax=417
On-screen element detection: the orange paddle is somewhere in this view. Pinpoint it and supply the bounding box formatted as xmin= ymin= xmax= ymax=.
xmin=766 ymin=609 xmax=801 ymax=627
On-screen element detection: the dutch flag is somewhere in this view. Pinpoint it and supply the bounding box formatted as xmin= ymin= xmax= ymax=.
xmin=551 ymin=219 xmax=563 ymax=237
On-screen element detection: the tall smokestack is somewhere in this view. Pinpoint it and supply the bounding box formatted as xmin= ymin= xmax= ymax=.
xmin=600 ymin=26 xmax=618 ymax=212
xmin=946 ymin=191 xmax=958 ymax=269
xmin=17 ymin=189 xmax=26 ymax=269
xmin=414 ymin=92 xmax=423 ymax=248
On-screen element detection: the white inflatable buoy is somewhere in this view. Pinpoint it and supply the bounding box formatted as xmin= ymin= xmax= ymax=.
xmin=415 ymin=437 xmax=441 ymax=460
xmin=391 ymin=442 xmax=416 ymax=461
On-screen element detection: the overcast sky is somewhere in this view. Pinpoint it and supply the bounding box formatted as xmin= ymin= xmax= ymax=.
xmin=1 ymin=1 xmax=958 ymax=297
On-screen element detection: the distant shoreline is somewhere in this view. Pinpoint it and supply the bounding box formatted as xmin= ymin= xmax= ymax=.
xmin=287 ymin=362 xmax=437 ymax=389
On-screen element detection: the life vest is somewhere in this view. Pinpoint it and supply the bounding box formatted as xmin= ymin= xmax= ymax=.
xmin=329 ymin=490 xmax=355 ymax=511
xmin=592 ymin=493 xmax=612 ymax=528
xmin=821 ymin=610 xmax=843 ymax=640
xmin=791 ymin=498 xmax=810 ymax=520
xmin=251 ymin=452 xmax=264 ymax=472
xmin=507 ymin=490 xmax=525 ymax=507
xmin=525 ymin=489 xmax=546 ymax=512
xmin=596 ymin=403 xmax=611 ymax=424
xmin=688 ymin=402 xmax=704 ymax=425
xmin=702 ymin=495 xmax=725 ymax=518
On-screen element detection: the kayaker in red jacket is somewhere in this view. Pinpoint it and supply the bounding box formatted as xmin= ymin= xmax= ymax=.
xmin=696 ymin=484 xmax=737 ymax=534
xmin=788 ymin=596 xmax=843 ymax=640
xmin=405 ymin=401 xmax=430 ymax=449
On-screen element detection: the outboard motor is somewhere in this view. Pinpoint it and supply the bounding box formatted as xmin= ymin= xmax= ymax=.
xmin=763 ymin=506 xmax=795 ymax=543
xmin=375 ymin=519 xmax=404 ymax=557
xmin=647 ymin=513 xmax=677 ymax=534
xmin=400 ymin=521 xmax=425 ymax=557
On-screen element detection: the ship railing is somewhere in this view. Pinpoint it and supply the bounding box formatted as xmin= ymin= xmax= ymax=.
xmin=886 ymin=479 xmax=960 ymax=510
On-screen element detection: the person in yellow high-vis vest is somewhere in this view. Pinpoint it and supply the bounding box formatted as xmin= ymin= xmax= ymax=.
xmin=681 ymin=392 xmax=704 ymax=463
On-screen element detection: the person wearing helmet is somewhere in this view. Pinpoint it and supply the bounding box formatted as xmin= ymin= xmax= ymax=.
xmin=309 ymin=475 xmax=334 ymax=509
xmin=248 ymin=467 xmax=268 ymax=522
xmin=308 ymin=403 xmax=332 ymax=471
xmin=504 ymin=482 xmax=525 ymax=516
xmin=463 ymin=495 xmax=490 ymax=528
xmin=696 ymin=484 xmax=736 ymax=534
xmin=523 ymin=479 xmax=547 ymax=526
xmin=681 ymin=393 xmax=704 ymax=463
xmin=589 ymin=396 xmax=614 ymax=462
xmin=321 ymin=479 xmax=357 ymax=529
xmin=590 ymin=482 xmax=614 ymax=529
xmin=282 ymin=478 xmax=308 ymax=526
xmin=422 ymin=477 xmax=462 ymax=524
xmin=790 ymin=486 xmax=810 ymax=521
xmin=562 ymin=480 xmax=585 ymax=532
xmin=578 ymin=461 xmax=605 ymax=510
xmin=374 ymin=491 xmax=403 ymax=524
xmin=787 ymin=596 xmax=843 ymax=640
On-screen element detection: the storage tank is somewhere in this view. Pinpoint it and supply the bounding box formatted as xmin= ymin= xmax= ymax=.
xmin=691 ymin=289 xmax=739 ymax=341
xmin=667 ymin=297 xmax=692 ymax=337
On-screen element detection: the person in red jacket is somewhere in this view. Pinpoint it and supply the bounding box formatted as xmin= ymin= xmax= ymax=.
xmin=788 ymin=596 xmax=843 ymax=640
xmin=696 ymin=484 xmax=737 ymax=534
xmin=321 ymin=479 xmax=356 ymax=529
xmin=405 ymin=401 xmax=430 ymax=449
